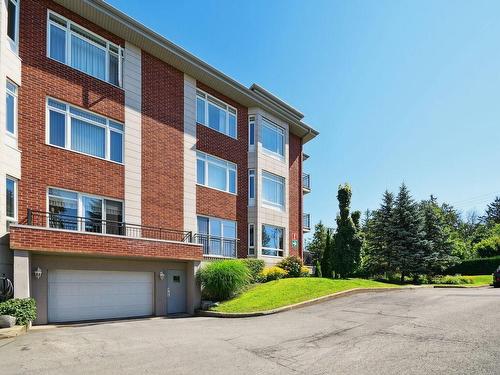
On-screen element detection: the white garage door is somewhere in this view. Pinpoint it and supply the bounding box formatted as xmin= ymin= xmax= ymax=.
xmin=48 ymin=270 xmax=153 ymax=323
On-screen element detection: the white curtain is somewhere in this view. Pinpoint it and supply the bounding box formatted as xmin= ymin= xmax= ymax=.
xmin=71 ymin=35 xmax=106 ymax=80
xmin=71 ymin=118 xmax=105 ymax=158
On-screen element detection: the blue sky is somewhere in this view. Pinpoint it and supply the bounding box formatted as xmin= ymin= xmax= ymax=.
xmin=108 ymin=0 xmax=500 ymax=229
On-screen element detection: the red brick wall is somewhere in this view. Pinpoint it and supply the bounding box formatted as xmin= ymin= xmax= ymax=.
xmin=17 ymin=0 xmax=125 ymax=221
xmin=195 ymin=82 xmax=248 ymax=257
xmin=141 ymin=52 xmax=184 ymax=230
xmin=10 ymin=226 xmax=203 ymax=261
xmin=289 ymin=133 xmax=303 ymax=258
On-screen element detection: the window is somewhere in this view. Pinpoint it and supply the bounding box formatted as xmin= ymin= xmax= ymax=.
xmin=7 ymin=0 xmax=19 ymax=50
xmin=47 ymin=11 xmax=123 ymax=86
xmin=196 ymin=90 xmax=237 ymax=138
xmin=248 ymin=115 xmax=255 ymax=149
xmin=262 ymin=171 xmax=285 ymax=209
xmin=6 ymin=80 xmax=17 ymax=136
xmin=262 ymin=118 xmax=284 ymax=158
xmin=6 ymin=177 xmax=17 ymax=224
xmin=197 ymin=216 xmax=237 ymax=258
xmin=262 ymin=224 xmax=284 ymax=257
xmin=248 ymin=223 xmax=255 ymax=256
xmin=48 ymin=188 xmax=123 ymax=235
xmin=196 ymin=151 xmax=237 ymax=194
xmin=47 ymin=98 xmax=124 ymax=163
xmin=248 ymin=169 xmax=255 ymax=206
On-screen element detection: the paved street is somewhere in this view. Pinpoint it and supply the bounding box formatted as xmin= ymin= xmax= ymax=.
xmin=1 ymin=287 xmax=498 ymax=375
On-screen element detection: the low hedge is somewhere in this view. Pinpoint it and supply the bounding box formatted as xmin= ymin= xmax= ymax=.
xmin=445 ymin=256 xmax=500 ymax=275
xmin=0 ymin=298 xmax=37 ymax=325
xmin=242 ymin=259 xmax=265 ymax=283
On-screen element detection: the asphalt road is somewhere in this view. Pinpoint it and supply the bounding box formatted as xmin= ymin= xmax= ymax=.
xmin=1 ymin=287 xmax=498 ymax=375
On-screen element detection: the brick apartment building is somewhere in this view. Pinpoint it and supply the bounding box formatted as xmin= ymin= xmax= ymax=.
xmin=0 ymin=0 xmax=318 ymax=324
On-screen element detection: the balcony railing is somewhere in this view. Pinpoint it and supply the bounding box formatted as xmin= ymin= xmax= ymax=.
xmin=303 ymin=213 xmax=311 ymax=231
xmin=194 ymin=234 xmax=238 ymax=258
xmin=24 ymin=209 xmax=193 ymax=243
xmin=303 ymin=173 xmax=311 ymax=192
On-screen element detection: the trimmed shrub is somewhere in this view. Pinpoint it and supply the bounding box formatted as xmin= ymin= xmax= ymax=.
xmin=300 ymin=266 xmax=310 ymax=277
xmin=314 ymin=260 xmax=322 ymax=278
xmin=431 ymin=275 xmax=473 ymax=285
xmin=258 ymin=267 xmax=288 ymax=282
xmin=474 ymin=237 xmax=500 ymax=258
xmin=197 ymin=260 xmax=250 ymax=301
xmin=241 ymin=259 xmax=265 ymax=283
xmin=277 ymin=256 xmax=303 ymax=278
xmin=445 ymin=256 xmax=500 ymax=275
xmin=0 ymin=298 xmax=36 ymax=325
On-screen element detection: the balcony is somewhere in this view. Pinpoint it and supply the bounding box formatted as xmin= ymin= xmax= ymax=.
xmin=9 ymin=209 xmax=203 ymax=261
xmin=303 ymin=213 xmax=311 ymax=232
xmin=194 ymin=234 xmax=238 ymax=259
xmin=303 ymin=173 xmax=311 ymax=193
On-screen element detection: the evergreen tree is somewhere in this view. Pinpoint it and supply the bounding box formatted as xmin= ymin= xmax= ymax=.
xmin=332 ymin=184 xmax=363 ymax=277
xmin=363 ymin=190 xmax=395 ymax=275
xmin=306 ymin=221 xmax=328 ymax=264
xmin=390 ymin=183 xmax=428 ymax=283
xmin=483 ymin=196 xmax=500 ymax=226
xmin=320 ymin=229 xmax=334 ymax=278
xmin=420 ymin=196 xmax=457 ymax=275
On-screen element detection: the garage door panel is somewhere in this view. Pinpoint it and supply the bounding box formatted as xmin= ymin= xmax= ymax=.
xmin=48 ymin=270 xmax=153 ymax=323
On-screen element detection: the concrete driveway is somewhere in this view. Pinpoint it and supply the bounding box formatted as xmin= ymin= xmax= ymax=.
xmin=1 ymin=287 xmax=499 ymax=375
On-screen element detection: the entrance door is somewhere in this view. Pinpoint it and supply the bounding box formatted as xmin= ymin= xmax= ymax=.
xmin=167 ymin=269 xmax=186 ymax=314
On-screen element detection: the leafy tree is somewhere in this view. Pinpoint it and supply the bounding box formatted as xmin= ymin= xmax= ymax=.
xmin=321 ymin=228 xmax=334 ymax=278
xmin=483 ymin=196 xmax=500 ymax=226
xmin=332 ymin=184 xmax=363 ymax=277
xmin=306 ymin=221 xmax=328 ymax=264
xmin=389 ymin=183 xmax=428 ymax=283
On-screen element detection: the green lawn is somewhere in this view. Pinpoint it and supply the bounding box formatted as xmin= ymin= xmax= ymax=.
xmin=213 ymin=278 xmax=400 ymax=313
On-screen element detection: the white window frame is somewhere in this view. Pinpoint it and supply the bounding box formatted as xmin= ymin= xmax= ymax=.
xmin=261 ymin=224 xmax=284 ymax=257
xmin=248 ymin=115 xmax=256 ymax=150
xmin=262 ymin=171 xmax=285 ymax=210
xmin=248 ymin=169 xmax=255 ymax=206
xmin=196 ymin=151 xmax=237 ymax=195
xmin=6 ymin=79 xmax=18 ymax=137
xmin=261 ymin=117 xmax=285 ymax=159
xmin=6 ymin=176 xmax=18 ymax=224
xmin=7 ymin=0 xmax=20 ymax=52
xmin=46 ymin=97 xmax=124 ymax=164
xmin=248 ymin=223 xmax=255 ymax=256
xmin=47 ymin=187 xmax=124 ymax=234
xmin=46 ymin=10 xmax=124 ymax=87
xmin=196 ymin=89 xmax=237 ymax=139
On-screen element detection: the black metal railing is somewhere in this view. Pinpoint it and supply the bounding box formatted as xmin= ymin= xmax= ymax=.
xmin=194 ymin=234 xmax=238 ymax=258
xmin=24 ymin=209 xmax=193 ymax=243
xmin=303 ymin=173 xmax=311 ymax=191
xmin=303 ymin=213 xmax=311 ymax=230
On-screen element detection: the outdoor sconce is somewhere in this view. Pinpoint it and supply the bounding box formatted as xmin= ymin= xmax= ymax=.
xmin=34 ymin=267 xmax=42 ymax=280
xmin=159 ymin=271 xmax=165 ymax=281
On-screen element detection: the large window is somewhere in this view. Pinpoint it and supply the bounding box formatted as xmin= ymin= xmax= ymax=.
xmin=197 ymin=216 xmax=237 ymax=258
xmin=6 ymin=177 xmax=17 ymax=224
xmin=6 ymin=80 xmax=17 ymax=136
xmin=248 ymin=169 xmax=255 ymax=206
xmin=48 ymin=188 xmax=123 ymax=235
xmin=47 ymin=11 xmax=123 ymax=86
xmin=262 ymin=224 xmax=284 ymax=257
xmin=47 ymin=98 xmax=124 ymax=163
xmin=262 ymin=171 xmax=285 ymax=209
xmin=262 ymin=118 xmax=284 ymax=158
xmin=7 ymin=0 xmax=19 ymax=50
xmin=197 ymin=151 xmax=237 ymax=194
xmin=196 ymin=90 xmax=237 ymax=138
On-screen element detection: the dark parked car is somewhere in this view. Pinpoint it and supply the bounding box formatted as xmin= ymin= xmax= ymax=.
xmin=493 ymin=267 xmax=500 ymax=288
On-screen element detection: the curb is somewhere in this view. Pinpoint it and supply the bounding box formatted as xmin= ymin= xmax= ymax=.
xmin=432 ymin=284 xmax=491 ymax=289
xmin=0 ymin=325 xmax=28 ymax=340
xmin=197 ymin=286 xmax=427 ymax=318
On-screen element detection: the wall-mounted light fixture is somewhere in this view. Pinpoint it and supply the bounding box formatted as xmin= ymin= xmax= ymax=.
xmin=34 ymin=267 xmax=42 ymax=280
xmin=159 ymin=271 xmax=165 ymax=281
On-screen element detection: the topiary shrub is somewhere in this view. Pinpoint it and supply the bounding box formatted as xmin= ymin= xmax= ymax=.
xmin=474 ymin=237 xmax=500 ymax=258
xmin=314 ymin=260 xmax=322 ymax=278
xmin=258 ymin=266 xmax=288 ymax=282
xmin=0 ymin=298 xmax=36 ymax=325
xmin=197 ymin=260 xmax=250 ymax=301
xmin=277 ymin=256 xmax=303 ymax=277
xmin=241 ymin=259 xmax=265 ymax=283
